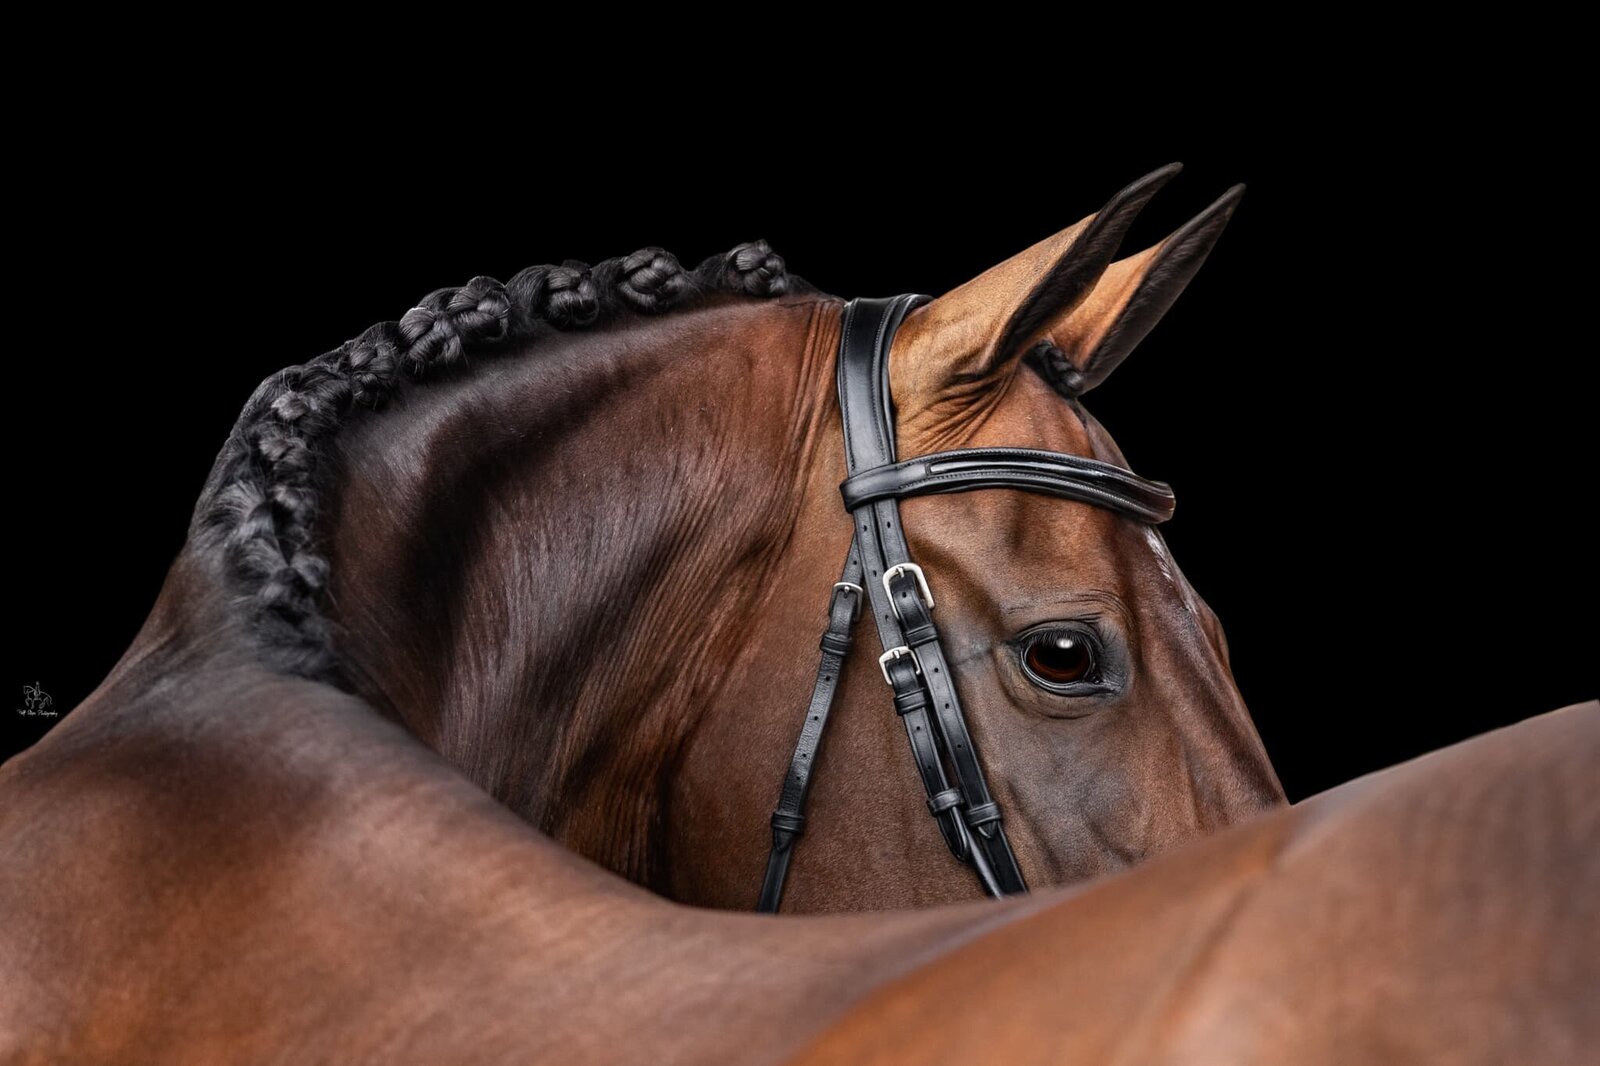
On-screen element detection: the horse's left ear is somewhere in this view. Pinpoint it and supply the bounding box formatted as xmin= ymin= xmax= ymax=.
xmin=1031 ymin=183 xmax=1245 ymax=396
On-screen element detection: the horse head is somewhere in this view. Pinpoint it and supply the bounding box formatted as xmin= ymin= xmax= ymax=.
xmin=180 ymin=163 xmax=1282 ymax=912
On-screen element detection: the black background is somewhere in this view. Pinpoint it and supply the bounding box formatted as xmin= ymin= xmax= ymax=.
xmin=4 ymin=99 xmax=1593 ymax=797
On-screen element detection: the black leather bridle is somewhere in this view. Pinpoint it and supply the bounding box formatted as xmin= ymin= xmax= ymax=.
xmin=756 ymin=294 xmax=1178 ymax=912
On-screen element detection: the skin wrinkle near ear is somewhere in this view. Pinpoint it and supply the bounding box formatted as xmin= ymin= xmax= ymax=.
xmin=898 ymin=348 xmax=1023 ymax=454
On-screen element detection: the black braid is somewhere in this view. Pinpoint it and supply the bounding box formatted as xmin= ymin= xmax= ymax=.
xmin=1023 ymin=340 xmax=1088 ymax=398
xmin=694 ymin=239 xmax=791 ymax=296
xmin=397 ymin=276 xmax=513 ymax=376
xmin=194 ymin=242 xmax=814 ymax=682
xmin=596 ymin=247 xmax=693 ymax=313
xmin=504 ymin=261 xmax=602 ymax=331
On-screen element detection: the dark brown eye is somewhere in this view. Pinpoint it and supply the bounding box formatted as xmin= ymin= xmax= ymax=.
xmin=1021 ymin=632 xmax=1096 ymax=689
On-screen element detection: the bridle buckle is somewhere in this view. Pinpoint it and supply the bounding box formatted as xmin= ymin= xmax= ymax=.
xmin=830 ymin=581 xmax=864 ymax=624
xmin=878 ymin=645 xmax=921 ymax=686
xmin=882 ymin=562 xmax=934 ymax=612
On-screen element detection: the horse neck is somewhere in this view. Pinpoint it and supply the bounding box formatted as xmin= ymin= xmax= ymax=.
xmin=318 ymin=294 xmax=843 ymax=886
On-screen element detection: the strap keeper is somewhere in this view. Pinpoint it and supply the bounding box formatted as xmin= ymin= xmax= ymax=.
xmin=963 ymin=801 xmax=1001 ymax=828
xmin=771 ymin=811 xmax=806 ymax=833
xmin=927 ymin=788 xmax=963 ymax=816
xmin=770 ymin=810 xmax=807 ymax=850
xmin=819 ymin=631 xmax=853 ymax=657
xmin=893 ymin=687 xmax=929 ymax=716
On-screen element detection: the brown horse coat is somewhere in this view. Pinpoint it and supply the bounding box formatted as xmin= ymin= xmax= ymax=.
xmin=3 ymin=630 xmax=1592 ymax=1063
xmin=4 ymin=171 xmax=1590 ymax=1061
xmin=793 ymin=699 xmax=1600 ymax=1065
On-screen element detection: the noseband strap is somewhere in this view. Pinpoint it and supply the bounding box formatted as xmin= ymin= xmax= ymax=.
xmin=756 ymin=294 xmax=1176 ymax=912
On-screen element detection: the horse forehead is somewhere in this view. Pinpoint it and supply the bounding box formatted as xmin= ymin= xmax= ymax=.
xmin=904 ymin=477 xmax=1143 ymax=590
xmin=975 ymin=370 xmax=1100 ymax=457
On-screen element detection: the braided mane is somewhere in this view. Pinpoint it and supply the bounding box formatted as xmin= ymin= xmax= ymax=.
xmin=192 ymin=241 xmax=813 ymax=683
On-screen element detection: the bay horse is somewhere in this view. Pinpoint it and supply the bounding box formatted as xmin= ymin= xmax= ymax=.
xmin=38 ymin=162 xmax=1277 ymax=913
xmin=0 ymin=149 xmax=1592 ymax=1052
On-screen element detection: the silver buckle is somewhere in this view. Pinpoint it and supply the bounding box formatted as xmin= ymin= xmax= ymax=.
xmin=831 ymin=581 xmax=864 ymax=623
xmin=878 ymin=645 xmax=920 ymax=686
xmin=882 ymin=563 xmax=934 ymax=611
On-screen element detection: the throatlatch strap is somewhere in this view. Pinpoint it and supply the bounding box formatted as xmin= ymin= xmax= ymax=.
xmin=757 ymin=549 xmax=864 ymax=913
xmin=758 ymin=295 xmax=966 ymax=912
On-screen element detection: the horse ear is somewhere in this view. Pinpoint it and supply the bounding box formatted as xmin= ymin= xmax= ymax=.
xmin=891 ymin=163 xmax=1180 ymax=411
xmin=1028 ymin=184 xmax=1245 ymax=396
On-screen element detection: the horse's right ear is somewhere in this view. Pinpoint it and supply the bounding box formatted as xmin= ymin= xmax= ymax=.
xmin=890 ymin=164 xmax=1180 ymax=424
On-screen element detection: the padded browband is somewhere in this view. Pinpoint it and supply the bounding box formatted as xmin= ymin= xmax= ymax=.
xmin=840 ymin=448 xmax=1177 ymax=522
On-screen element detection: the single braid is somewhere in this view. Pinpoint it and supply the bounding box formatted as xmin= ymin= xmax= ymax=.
xmin=343 ymin=323 xmax=405 ymax=408
xmin=1023 ymin=340 xmax=1088 ymax=398
xmin=197 ymin=241 xmax=810 ymax=681
xmin=506 ymin=261 xmax=601 ymax=331
xmin=397 ymin=276 xmax=513 ymax=377
xmin=597 ymin=247 xmax=692 ymax=313
xmin=696 ymin=239 xmax=791 ymax=296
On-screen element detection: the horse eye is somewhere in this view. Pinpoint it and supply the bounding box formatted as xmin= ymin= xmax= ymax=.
xmin=1020 ymin=631 xmax=1098 ymax=690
